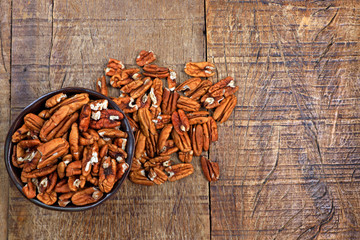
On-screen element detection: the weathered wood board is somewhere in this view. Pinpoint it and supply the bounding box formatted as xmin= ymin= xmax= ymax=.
xmin=0 ymin=0 xmax=11 ymax=239
xmin=206 ymin=0 xmax=360 ymax=239
xmin=8 ymin=0 xmax=209 ymax=239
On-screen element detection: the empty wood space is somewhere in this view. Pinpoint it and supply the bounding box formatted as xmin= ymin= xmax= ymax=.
xmin=1 ymin=0 xmax=359 ymax=239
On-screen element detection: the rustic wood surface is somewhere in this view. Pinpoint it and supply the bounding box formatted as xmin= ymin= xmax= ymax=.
xmin=1 ymin=0 xmax=359 ymax=239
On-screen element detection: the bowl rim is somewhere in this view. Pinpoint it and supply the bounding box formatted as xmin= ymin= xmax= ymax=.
xmin=4 ymin=87 xmax=134 ymax=211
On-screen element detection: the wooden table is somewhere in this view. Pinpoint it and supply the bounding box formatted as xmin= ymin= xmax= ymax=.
xmin=1 ymin=0 xmax=359 ymax=239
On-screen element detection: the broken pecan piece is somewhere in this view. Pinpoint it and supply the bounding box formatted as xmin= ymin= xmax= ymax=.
xmin=37 ymin=191 xmax=57 ymax=205
xmin=99 ymin=157 xmax=117 ymax=193
xmin=22 ymin=181 xmax=36 ymax=199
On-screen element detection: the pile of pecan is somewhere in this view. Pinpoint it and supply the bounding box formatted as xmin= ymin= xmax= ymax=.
xmin=96 ymin=51 xmax=238 ymax=185
xmin=11 ymin=93 xmax=130 ymax=206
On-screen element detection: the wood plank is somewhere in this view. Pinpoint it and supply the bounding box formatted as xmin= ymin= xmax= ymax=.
xmin=9 ymin=0 xmax=209 ymax=239
xmin=0 ymin=0 xmax=11 ymax=239
xmin=206 ymin=0 xmax=360 ymax=239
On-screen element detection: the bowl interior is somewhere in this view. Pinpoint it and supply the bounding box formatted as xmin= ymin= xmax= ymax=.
xmin=4 ymin=87 xmax=134 ymax=211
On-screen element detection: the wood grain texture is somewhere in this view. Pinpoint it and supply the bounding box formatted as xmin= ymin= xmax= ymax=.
xmin=0 ymin=0 xmax=11 ymax=239
xmin=9 ymin=0 xmax=209 ymax=239
xmin=206 ymin=0 xmax=360 ymax=239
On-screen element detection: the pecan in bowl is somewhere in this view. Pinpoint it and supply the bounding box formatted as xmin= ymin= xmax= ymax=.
xmin=4 ymin=87 xmax=134 ymax=211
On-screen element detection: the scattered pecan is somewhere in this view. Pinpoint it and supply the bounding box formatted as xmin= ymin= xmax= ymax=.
xmin=157 ymin=124 xmax=173 ymax=153
xmin=175 ymin=78 xmax=201 ymax=93
xmin=184 ymin=62 xmax=216 ymax=77
xmin=191 ymin=125 xmax=203 ymax=157
xmin=167 ymin=69 xmax=177 ymax=91
xmin=129 ymin=170 xmax=154 ymax=186
xmin=165 ymin=163 xmax=194 ymax=182
xmin=177 ymin=96 xmax=201 ymax=112
xmin=138 ymin=108 xmax=157 ymax=138
xmin=213 ymin=94 xmax=237 ymax=123
xmin=105 ymin=58 xmax=125 ymax=76
xmin=207 ymin=117 xmax=218 ymax=142
xmin=95 ymin=76 xmax=108 ymax=96
xmin=178 ymin=151 xmax=193 ymax=163
xmin=200 ymin=156 xmax=219 ymax=182
xmin=136 ymin=50 xmax=156 ymax=66
xmin=143 ymin=64 xmax=170 ymax=78
xmin=172 ymin=110 xmax=190 ymax=135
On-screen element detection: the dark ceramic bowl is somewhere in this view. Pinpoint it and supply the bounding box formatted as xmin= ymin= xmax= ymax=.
xmin=4 ymin=87 xmax=134 ymax=211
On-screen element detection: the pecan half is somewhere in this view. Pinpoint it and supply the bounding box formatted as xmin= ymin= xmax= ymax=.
xmin=130 ymin=77 xmax=153 ymax=99
xmin=37 ymin=191 xmax=57 ymax=205
xmin=116 ymin=161 xmax=129 ymax=181
xmin=207 ymin=117 xmax=218 ymax=142
xmin=172 ymin=110 xmax=190 ymax=135
xmin=40 ymin=106 xmax=71 ymax=141
xmin=202 ymin=95 xmax=224 ymax=109
xmin=24 ymin=113 xmax=45 ymax=132
xmin=175 ymin=78 xmax=201 ymax=93
xmin=99 ymin=157 xmax=117 ymax=193
xmin=213 ymin=94 xmax=237 ymax=123
xmin=148 ymin=167 xmax=168 ymax=185
xmin=177 ymin=96 xmax=201 ymax=112
xmin=22 ymin=181 xmax=36 ymax=199
xmin=208 ymin=77 xmax=238 ymax=98
xmin=152 ymin=114 xmax=171 ymax=129
xmin=69 ymin=122 xmax=80 ymax=161
xmin=157 ymin=124 xmax=173 ymax=153
xmin=12 ymin=124 xmax=29 ymax=143
xmin=184 ymin=62 xmax=216 ymax=77
xmin=48 ymin=93 xmax=89 ymax=115
xmin=54 ymin=112 xmax=79 ymax=138
xmin=167 ymin=69 xmax=177 ymax=91
xmin=165 ymin=163 xmax=194 ymax=181
xmin=145 ymin=132 xmax=158 ymax=158
xmin=110 ymin=69 xmax=140 ymax=87
xmin=202 ymin=123 xmax=210 ymax=151
xmin=22 ymin=164 xmax=57 ymax=178
xmin=98 ymin=128 xmax=128 ymax=139
xmin=161 ymin=88 xmax=179 ymax=115
xmin=135 ymin=131 xmax=146 ymax=159
xmin=54 ymin=178 xmax=71 ymax=193
xmin=105 ymin=58 xmax=125 ymax=76
xmin=71 ymin=187 xmax=104 ymax=206
xmin=200 ymin=156 xmax=219 ymax=182
xmin=171 ymin=130 xmax=192 ymax=153
xmin=186 ymin=111 xmax=209 ymax=119
xmin=159 ymin=140 xmax=179 ymax=156
xmin=37 ymin=138 xmax=69 ymax=169
xmin=188 ymin=117 xmax=208 ymax=125
xmin=96 ymin=76 xmax=108 ymax=96
xmin=143 ymin=64 xmax=170 ymax=78
xmin=38 ymin=110 xmax=51 ymax=119
xmin=138 ymin=108 xmax=157 ymax=138
xmin=113 ymin=96 xmax=139 ymax=113
xmin=178 ymin=151 xmax=193 ymax=163
xmin=136 ymin=50 xmax=156 ymax=66
xmin=191 ymin=125 xmax=203 ymax=157
xmin=149 ymin=78 xmax=163 ymax=109
xmin=136 ymin=93 xmax=151 ymax=110
xmin=66 ymin=160 xmax=82 ymax=177
xmin=129 ymin=169 xmax=154 ymax=186
xmin=187 ymin=80 xmax=212 ymax=100
xmin=120 ymin=80 xmax=143 ymax=94
xmin=45 ymin=93 xmax=67 ymax=108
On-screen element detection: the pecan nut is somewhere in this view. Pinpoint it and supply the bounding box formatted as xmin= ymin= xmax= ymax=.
xmin=37 ymin=138 xmax=69 ymax=169
xmin=177 ymin=96 xmax=201 ymax=112
xmin=207 ymin=116 xmax=218 ymax=142
xmin=24 ymin=113 xmax=45 ymax=132
xmin=71 ymin=187 xmax=104 ymax=206
xmin=175 ymin=78 xmax=201 ymax=93
xmin=99 ymin=157 xmax=117 ymax=193
xmin=45 ymin=93 xmax=67 ymax=108
xmin=161 ymin=88 xmax=179 ymax=115
xmin=200 ymin=156 xmax=219 ymax=182
xmin=165 ymin=163 xmax=194 ymax=182
xmin=143 ymin=64 xmax=170 ymax=78
xmin=96 ymin=76 xmax=108 ymax=96
xmin=37 ymin=191 xmax=57 ymax=205
xmin=148 ymin=167 xmax=168 ymax=185
xmin=171 ymin=130 xmax=191 ymax=153
xmin=184 ymin=62 xmax=216 ymax=77
xmin=213 ymin=95 xmax=237 ymax=123
xmin=79 ymin=104 xmax=91 ymax=132
xmin=105 ymin=58 xmax=125 ymax=76
xmin=191 ymin=125 xmax=203 ymax=157
xmin=138 ymin=108 xmax=157 ymax=137
xmin=157 ymin=124 xmax=173 ymax=153
xmin=136 ymin=50 xmax=156 ymax=66
xmin=167 ymin=69 xmax=177 ymax=91
xmin=208 ymin=77 xmax=238 ymax=98
xmin=129 ymin=170 xmax=154 ymax=186
xmin=172 ymin=110 xmax=190 ymax=135
xmin=22 ymin=181 xmax=36 ymax=199
xmin=178 ymin=151 xmax=193 ymax=163
xmin=130 ymin=77 xmax=153 ymax=99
